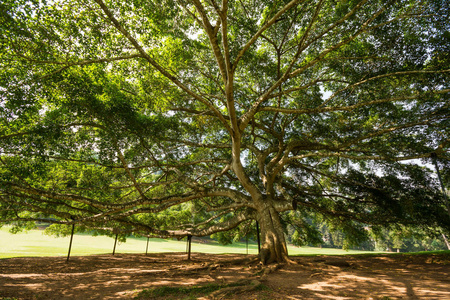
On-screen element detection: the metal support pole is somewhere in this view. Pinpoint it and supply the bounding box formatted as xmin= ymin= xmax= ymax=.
xmin=113 ymin=233 xmax=119 ymax=255
xmin=246 ymin=236 xmax=248 ymax=255
xmin=66 ymin=224 xmax=75 ymax=263
xmin=145 ymin=236 xmax=150 ymax=255
xmin=187 ymin=235 xmax=192 ymax=260
xmin=256 ymin=221 xmax=261 ymax=254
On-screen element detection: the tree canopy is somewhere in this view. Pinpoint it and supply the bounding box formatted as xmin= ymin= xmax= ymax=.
xmin=1 ymin=0 xmax=449 ymax=263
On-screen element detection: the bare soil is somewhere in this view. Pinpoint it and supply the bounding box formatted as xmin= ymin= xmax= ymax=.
xmin=0 ymin=252 xmax=449 ymax=299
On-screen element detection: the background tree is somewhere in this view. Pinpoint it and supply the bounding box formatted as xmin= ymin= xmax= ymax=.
xmin=370 ymin=226 xmax=449 ymax=252
xmin=1 ymin=0 xmax=449 ymax=263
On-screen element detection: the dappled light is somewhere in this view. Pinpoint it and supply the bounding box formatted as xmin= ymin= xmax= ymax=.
xmin=267 ymin=255 xmax=450 ymax=299
xmin=1 ymin=253 xmax=449 ymax=299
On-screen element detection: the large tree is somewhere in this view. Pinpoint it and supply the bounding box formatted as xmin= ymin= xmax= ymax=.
xmin=1 ymin=0 xmax=449 ymax=263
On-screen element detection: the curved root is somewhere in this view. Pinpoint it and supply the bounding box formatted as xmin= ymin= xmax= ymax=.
xmin=208 ymin=280 xmax=262 ymax=300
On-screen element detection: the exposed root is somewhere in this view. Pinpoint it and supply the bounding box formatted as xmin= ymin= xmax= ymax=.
xmin=208 ymin=280 xmax=262 ymax=300
xmin=285 ymin=257 xmax=297 ymax=265
xmin=227 ymin=256 xmax=260 ymax=266
xmin=252 ymin=263 xmax=284 ymax=279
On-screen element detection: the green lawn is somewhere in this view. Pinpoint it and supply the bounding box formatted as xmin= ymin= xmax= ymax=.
xmin=0 ymin=226 xmax=377 ymax=258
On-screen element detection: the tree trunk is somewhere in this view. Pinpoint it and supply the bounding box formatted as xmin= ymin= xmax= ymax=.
xmin=257 ymin=205 xmax=289 ymax=264
xmin=442 ymin=233 xmax=450 ymax=250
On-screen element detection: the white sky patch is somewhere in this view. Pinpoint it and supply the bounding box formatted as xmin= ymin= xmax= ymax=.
xmin=320 ymin=85 xmax=332 ymax=100
xmin=399 ymin=158 xmax=437 ymax=178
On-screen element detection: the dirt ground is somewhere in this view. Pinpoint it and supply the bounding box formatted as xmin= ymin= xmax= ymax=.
xmin=0 ymin=252 xmax=449 ymax=299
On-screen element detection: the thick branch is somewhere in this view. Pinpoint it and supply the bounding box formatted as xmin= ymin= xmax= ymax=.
xmin=238 ymin=0 xmax=372 ymax=132
xmin=93 ymin=0 xmax=232 ymax=134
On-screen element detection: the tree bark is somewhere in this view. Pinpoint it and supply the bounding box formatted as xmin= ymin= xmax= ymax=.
xmin=257 ymin=205 xmax=289 ymax=264
xmin=442 ymin=233 xmax=450 ymax=250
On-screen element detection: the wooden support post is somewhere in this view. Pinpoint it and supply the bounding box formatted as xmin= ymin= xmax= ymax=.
xmin=66 ymin=224 xmax=75 ymax=263
xmin=113 ymin=233 xmax=118 ymax=255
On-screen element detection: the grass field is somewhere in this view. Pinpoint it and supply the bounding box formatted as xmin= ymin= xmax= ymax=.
xmin=0 ymin=226 xmax=378 ymax=258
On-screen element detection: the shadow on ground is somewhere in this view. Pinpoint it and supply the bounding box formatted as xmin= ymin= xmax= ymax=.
xmin=0 ymin=252 xmax=449 ymax=299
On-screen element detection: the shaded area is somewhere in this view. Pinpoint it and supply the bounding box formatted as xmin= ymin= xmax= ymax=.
xmin=0 ymin=253 xmax=449 ymax=299
xmin=265 ymin=254 xmax=450 ymax=299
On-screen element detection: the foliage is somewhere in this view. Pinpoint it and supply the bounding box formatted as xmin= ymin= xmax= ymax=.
xmin=371 ymin=226 xmax=449 ymax=252
xmin=1 ymin=0 xmax=449 ymax=262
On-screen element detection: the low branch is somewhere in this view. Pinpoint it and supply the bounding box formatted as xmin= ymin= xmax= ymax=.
xmin=190 ymin=211 xmax=252 ymax=236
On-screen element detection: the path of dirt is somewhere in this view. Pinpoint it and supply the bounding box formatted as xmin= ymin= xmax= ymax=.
xmin=1 ymin=252 xmax=449 ymax=299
